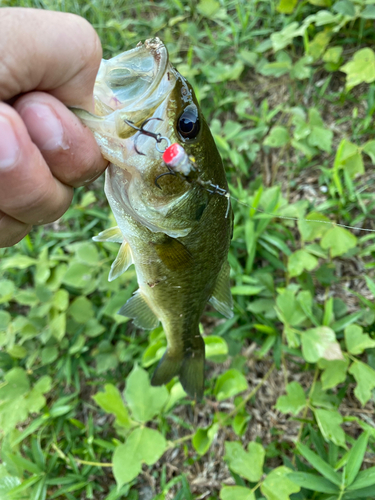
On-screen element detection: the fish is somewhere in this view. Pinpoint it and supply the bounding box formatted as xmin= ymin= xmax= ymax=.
xmin=72 ymin=38 xmax=233 ymax=399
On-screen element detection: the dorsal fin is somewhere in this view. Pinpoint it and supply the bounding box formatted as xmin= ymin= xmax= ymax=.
xmin=109 ymin=240 xmax=134 ymax=282
xmin=93 ymin=226 xmax=123 ymax=243
xmin=209 ymin=261 xmax=233 ymax=319
xmin=118 ymin=291 xmax=159 ymax=330
xmin=153 ymin=237 xmax=192 ymax=271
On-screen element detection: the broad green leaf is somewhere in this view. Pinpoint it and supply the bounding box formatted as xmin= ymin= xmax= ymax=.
xmin=62 ymin=263 xmax=95 ymax=289
xmin=333 ymin=0 xmax=355 ymax=16
xmin=192 ymin=423 xmax=219 ymax=455
xmin=263 ymin=126 xmax=290 ymax=147
xmin=214 ymin=369 xmax=248 ymax=401
xmin=225 ymin=441 xmax=265 ymax=482
xmin=275 ymin=382 xmax=306 ymax=415
xmin=204 ymin=336 xmax=228 ymax=359
xmin=287 ymin=472 xmax=339 ymax=493
xmin=113 ymin=427 xmax=166 ymax=488
xmin=333 ymin=139 xmax=364 ymax=178
xmin=75 ymin=242 xmax=99 ymax=264
xmin=314 ymin=408 xmax=346 ymax=448
xmin=261 ymin=466 xmax=300 ymax=500
xmin=288 ymin=249 xmax=318 ymax=277
xmin=0 ymin=280 xmax=15 ymax=304
xmin=340 ymin=48 xmax=375 ymax=90
xmin=68 ymin=296 xmax=94 ymax=324
xmin=321 ymin=227 xmax=357 ymax=258
xmin=301 ymin=327 xmax=343 ymax=363
xmin=220 ymin=486 xmax=255 ymax=500
xmin=297 ymin=443 xmax=341 ymax=485
xmin=361 ymin=5 xmax=375 ymax=19
xmin=308 ymin=31 xmax=331 ymax=61
xmin=93 ymin=384 xmax=132 ymax=428
xmin=345 ymin=432 xmax=369 ymax=487
xmin=348 ymin=360 xmax=375 ymax=405
xmin=298 ymin=211 xmax=331 ymax=241
xmin=197 ymin=0 xmax=221 ymax=17
xmin=124 ymin=365 xmax=168 ymax=422
xmin=0 ymin=475 xmax=22 ymax=498
xmin=277 ymin=0 xmax=298 ymax=14
xmin=345 ymin=324 xmax=375 ymax=355
xmin=271 ymin=22 xmax=307 ymax=52
xmin=318 ymin=358 xmax=349 ymax=389
xmin=276 ymin=289 xmax=306 ymax=327
xmin=323 ymin=46 xmax=343 ymax=64
xmin=308 ymin=126 xmax=332 ymax=153
xmin=362 ymin=140 xmax=375 ymax=164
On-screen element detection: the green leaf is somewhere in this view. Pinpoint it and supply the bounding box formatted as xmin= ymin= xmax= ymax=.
xmin=348 ymin=360 xmax=375 ymax=405
xmin=261 ymin=466 xmax=301 ymax=500
xmin=277 ymin=0 xmax=298 ymax=14
xmin=192 ymin=423 xmax=219 ymax=455
xmin=334 ymin=139 xmax=364 ymax=178
xmin=197 ymin=0 xmax=221 ymax=17
xmin=362 ymin=140 xmax=375 ymax=164
xmin=296 ymin=443 xmax=342 ymax=485
xmin=220 ymin=486 xmax=255 ymax=500
xmin=347 ymin=465 xmax=375 ymax=490
xmin=275 ymin=382 xmax=306 ymax=415
xmin=345 ymin=432 xmax=369 ymax=487
xmin=231 ymin=285 xmax=264 ymax=296
xmin=225 ymin=441 xmax=265 ymax=482
xmin=263 ymin=126 xmax=290 ymax=147
xmin=276 ymin=289 xmax=306 ymax=327
xmin=113 ymin=427 xmax=166 ymax=488
xmin=308 ymin=126 xmax=332 ymax=153
xmin=0 ymin=475 xmax=22 ymax=498
xmin=314 ymin=408 xmax=346 ymax=448
xmin=0 ymin=255 xmax=37 ymax=270
xmin=321 ymin=227 xmax=357 ymax=258
xmin=204 ymin=336 xmax=228 ymax=359
xmin=361 ymin=5 xmax=375 ymax=19
xmin=298 ymin=211 xmax=331 ymax=241
xmin=68 ymin=296 xmax=95 ymax=324
xmin=287 ymin=472 xmax=339 ymax=493
xmin=345 ymin=324 xmax=375 ymax=355
xmin=318 ymin=358 xmax=349 ymax=390
xmin=62 ymin=263 xmax=94 ymax=289
xmin=333 ymin=0 xmax=355 ymax=16
xmin=340 ymin=48 xmax=375 ymax=90
xmin=93 ymin=384 xmax=132 ymax=428
xmin=288 ymin=249 xmax=318 ymax=277
xmin=301 ymin=327 xmax=343 ymax=363
xmin=323 ymin=46 xmax=343 ymax=64
xmin=124 ymin=365 xmax=168 ymax=423
xmin=214 ymin=369 xmax=248 ymax=401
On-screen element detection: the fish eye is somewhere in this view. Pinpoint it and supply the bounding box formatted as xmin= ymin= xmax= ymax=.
xmin=177 ymin=104 xmax=200 ymax=140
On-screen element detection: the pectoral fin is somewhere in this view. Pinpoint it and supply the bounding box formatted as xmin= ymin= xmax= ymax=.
xmin=118 ymin=291 xmax=159 ymax=330
xmin=109 ymin=241 xmax=133 ymax=281
xmin=93 ymin=226 xmax=123 ymax=243
xmin=153 ymin=237 xmax=192 ymax=271
xmin=209 ymin=261 xmax=233 ymax=319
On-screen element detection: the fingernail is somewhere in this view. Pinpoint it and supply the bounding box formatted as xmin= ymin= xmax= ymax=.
xmin=21 ymin=103 xmax=68 ymax=151
xmin=0 ymin=116 xmax=20 ymax=169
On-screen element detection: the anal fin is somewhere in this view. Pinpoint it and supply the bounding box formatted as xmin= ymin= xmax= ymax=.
xmin=118 ymin=291 xmax=159 ymax=330
xmin=209 ymin=261 xmax=233 ymax=319
xmin=93 ymin=226 xmax=123 ymax=243
xmin=109 ymin=240 xmax=133 ymax=281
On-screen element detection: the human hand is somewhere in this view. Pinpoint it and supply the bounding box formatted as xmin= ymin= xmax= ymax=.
xmin=0 ymin=8 xmax=108 ymax=248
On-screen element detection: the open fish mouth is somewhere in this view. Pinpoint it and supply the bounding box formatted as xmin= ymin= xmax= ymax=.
xmin=72 ymin=37 xmax=176 ymax=141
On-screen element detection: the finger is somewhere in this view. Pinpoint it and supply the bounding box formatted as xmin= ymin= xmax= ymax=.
xmin=0 ymin=211 xmax=32 ymax=248
xmin=15 ymin=92 xmax=108 ymax=188
xmin=0 ymin=8 xmax=101 ymax=110
xmin=0 ymin=102 xmax=73 ymax=225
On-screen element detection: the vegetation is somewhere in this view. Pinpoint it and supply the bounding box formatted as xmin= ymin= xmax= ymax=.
xmin=2 ymin=0 xmax=375 ymax=498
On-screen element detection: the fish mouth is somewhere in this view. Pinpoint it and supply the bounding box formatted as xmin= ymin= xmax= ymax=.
xmin=72 ymin=37 xmax=175 ymax=140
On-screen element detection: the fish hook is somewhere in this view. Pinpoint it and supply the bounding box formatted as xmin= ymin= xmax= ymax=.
xmin=154 ymin=166 xmax=177 ymax=190
xmin=124 ymin=118 xmax=171 ymax=156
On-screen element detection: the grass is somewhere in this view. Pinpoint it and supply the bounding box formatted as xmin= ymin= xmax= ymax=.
xmin=2 ymin=0 xmax=375 ymax=499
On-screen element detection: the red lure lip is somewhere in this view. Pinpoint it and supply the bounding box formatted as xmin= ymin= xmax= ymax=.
xmin=162 ymin=143 xmax=185 ymax=166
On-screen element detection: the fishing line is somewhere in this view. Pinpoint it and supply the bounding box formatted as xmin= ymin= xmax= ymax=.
xmin=227 ymin=190 xmax=375 ymax=233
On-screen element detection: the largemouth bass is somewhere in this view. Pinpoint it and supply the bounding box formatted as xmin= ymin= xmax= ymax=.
xmin=73 ymin=38 xmax=233 ymax=399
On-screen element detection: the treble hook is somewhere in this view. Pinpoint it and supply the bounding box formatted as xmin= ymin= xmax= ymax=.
xmin=124 ymin=118 xmax=171 ymax=156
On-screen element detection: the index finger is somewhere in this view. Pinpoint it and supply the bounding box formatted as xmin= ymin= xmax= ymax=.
xmin=0 ymin=7 xmax=102 ymax=110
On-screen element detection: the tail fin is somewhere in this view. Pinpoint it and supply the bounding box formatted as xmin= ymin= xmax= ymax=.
xmin=151 ymin=335 xmax=205 ymax=400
